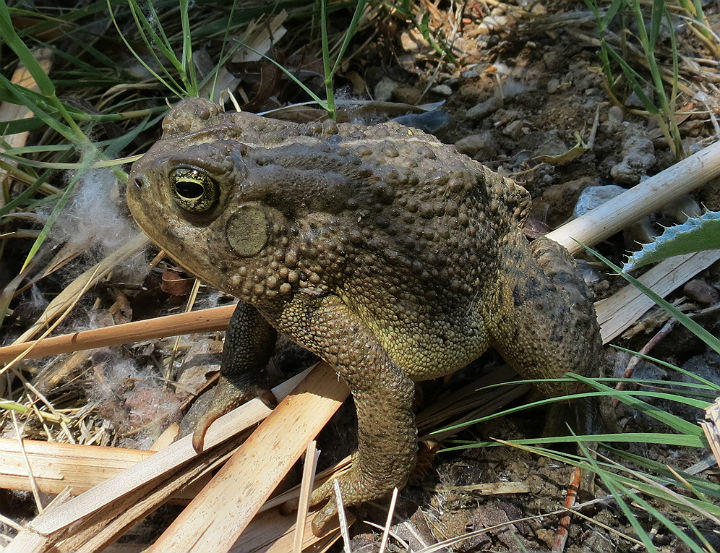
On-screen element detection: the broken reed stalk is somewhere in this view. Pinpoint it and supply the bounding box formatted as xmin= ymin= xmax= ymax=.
xmin=146 ymin=363 xmax=348 ymax=553
xmin=3 ymin=367 xmax=313 ymax=553
xmin=546 ymin=139 xmax=720 ymax=255
xmin=0 ymin=303 xmax=234 ymax=362
xmin=2 ymin=139 xmax=720 ymax=364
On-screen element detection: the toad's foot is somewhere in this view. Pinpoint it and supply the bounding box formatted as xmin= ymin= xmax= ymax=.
xmin=193 ymin=301 xmax=277 ymax=452
xmin=192 ymin=375 xmax=277 ymax=451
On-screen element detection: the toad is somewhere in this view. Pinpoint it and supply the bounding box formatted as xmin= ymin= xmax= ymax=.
xmin=127 ymin=98 xmax=603 ymax=534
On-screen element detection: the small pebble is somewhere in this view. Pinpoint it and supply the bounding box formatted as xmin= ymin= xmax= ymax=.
xmin=572 ymin=185 xmax=626 ymax=218
xmin=683 ymin=279 xmax=719 ymax=305
xmin=431 ymin=84 xmax=452 ymax=96
xmin=392 ymin=86 xmax=422 ymax=105
xmin=608 ymin=105 xmax=624 ymax=123
xmin=374 ymin=76 xmax=398 ymax=102
xmin=454 ymin=132 xmax=498 ymax=160
xmin=502 ymin=119 xmax=526 ymax=140
xmin=467 ymin=95 xmax=503 ymax=120
xmin=610 ymin=134 xmax=656 ymax=184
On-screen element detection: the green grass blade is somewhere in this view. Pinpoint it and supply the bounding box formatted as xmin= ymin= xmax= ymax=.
xmin=0 ymin=0 xmax=56 ymax=96
xmin=179 ymin=0 xmax=198 ymax=95
xmin=649 ymin=0 xmax=664 ymax=49
xmin=320 ymin=0 xmax=334 ymax=119
xmin=611 ymin=345 xmax=720 ymax=391
xmin=625 ymin=488 xmax=708 ymax=553
xmin=602 ymin=0 xmax=625 ymax=31
xmin=605 ymin=46 xmax=658 ymax=114
xmin=587 ymin=450 xmax=661 ymax=552
xmin=572 ymin=374 xmax=705 ymax=436
xmin=20 ymin=169 xmax=79 ymax=272
xmin=441 ymin=432 xmax=704 ymax=453
xmin=606 ymin=447 xmax=720 ymax=500
xmin=330 ymin=0 xmax=368 ymax=77
xmin=107 ymin=0 xmax=183 ymax=96
xmin=0 ymin=74 xmax=76 ymax=141
xmin=235 ymin=41 xmax=327 ymax=110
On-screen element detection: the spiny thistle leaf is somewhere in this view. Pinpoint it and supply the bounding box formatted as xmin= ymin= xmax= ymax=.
xmin=623 ymin=210 xmax=720 ymax=272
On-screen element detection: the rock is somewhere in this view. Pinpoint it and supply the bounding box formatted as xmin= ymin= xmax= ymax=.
xmin=542 ymin=50 xmax=563 ymax=72
xmin=541 ymin=176 xmax=597 ymax=226
xmin=573 ymin=184 xmax=626 ymax=218
xmin=431 ymin=83 xmax=452 ymax=96
xmin=683 ymin=279 xmax=719 ymax=305
xmin=392 ymin=110 xmax=450 ymax=133
xmin=610 ymin=133 xmax=656 ymax=184
xmin=392 ymin=86 xmax=423 ymax=105
xmin=454 ymin=131 xmax=498 ymax=161
xmin=625 ymin=88 xmax=653 ymax=109
xmin=608 ymin=105 xmax=624 ymax=123
xmin=374 ymin=76 xmax=398 ymax=102
xmin=502 ymin=119 xmax=527 ymax=139
xmin=482 ymin=15 xmax=509 ymax=30
xmin=546 ymin=77 xmax=559 ymax=94
xmin=466 ymin=94 xmax=503 ymax=119
xmin=532 ymin=130 xmax=567 ymax=159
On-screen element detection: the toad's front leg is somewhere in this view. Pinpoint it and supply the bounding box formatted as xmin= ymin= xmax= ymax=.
xmin=275 ymin=294 xmax=417 ymax=536
xmin=192 ymin=302 xmax=277 ymax=451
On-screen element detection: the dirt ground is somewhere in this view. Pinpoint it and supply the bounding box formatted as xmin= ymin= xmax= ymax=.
xmin=2 ymin=1 xmax=720 ymax=552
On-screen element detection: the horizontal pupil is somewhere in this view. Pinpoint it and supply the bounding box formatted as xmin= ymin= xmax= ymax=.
xmin=176 ymin=179 xmax=204 ymax=199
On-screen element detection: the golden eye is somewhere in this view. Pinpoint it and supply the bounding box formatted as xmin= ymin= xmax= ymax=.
xmin=170 ymin=167 xmax=218 ymax=213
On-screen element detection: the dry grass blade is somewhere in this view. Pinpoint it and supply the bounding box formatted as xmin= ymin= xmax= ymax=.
xmin=3 ymin=367 xmax=312 ymax=553
xmin=0 ymin=438 xmax=154 ymax=495
xmin=594 ymin=250 xmax=720 ymax=343
xmin=378 ymin=487 xmax=398 ymax=553
xmin=292 ymin=440 xmax=319 ymax=553
xmin=146 ymin=362 xmax=348 ymax=553
xmin=9 ymin=233 xmax=149 ymax=346
xmin=333 ymin=479 xmax=351 ymax=553
xmin=700 ymin=397 xmax=720 ymax=468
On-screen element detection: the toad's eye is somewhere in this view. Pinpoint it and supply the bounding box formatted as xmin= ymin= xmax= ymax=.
xmin=170 ymin=167 xmax=218 ymax=213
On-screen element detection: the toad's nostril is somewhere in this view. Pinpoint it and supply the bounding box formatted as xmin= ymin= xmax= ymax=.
xmin=134 ymin=177 xmax=144 ymax=189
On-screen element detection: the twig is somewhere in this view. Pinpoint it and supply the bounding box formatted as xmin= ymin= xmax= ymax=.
xmin=0 ymin=303 xmax=234 ymax=362
xmin=551 ymin=467 xmax=581 ymax=552
xmin=334 ymin=479 xmax=352 ymax=553
xmin=292 ymin=440 xmax=319 ymax=553
xmin=378 ymin=487 xmax=399 ymax=553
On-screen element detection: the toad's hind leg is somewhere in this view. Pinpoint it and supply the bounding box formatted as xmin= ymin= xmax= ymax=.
xmin=487 ymin=232 xmax=604 ymax=430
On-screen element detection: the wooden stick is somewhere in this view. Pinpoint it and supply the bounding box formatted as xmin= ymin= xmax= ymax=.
xmin=147 ymin=362 xmax=348 ymax=553
xmin=0 ymin=302 xmax=234 ymax=362
xmin=546 ymin=139 xmax=720 ymax=255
